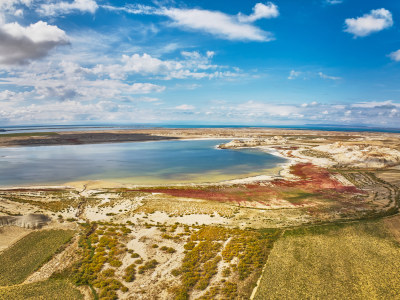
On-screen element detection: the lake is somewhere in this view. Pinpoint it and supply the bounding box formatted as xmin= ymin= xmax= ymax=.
xmin=0 ymin=139 xmax=287 ymax=186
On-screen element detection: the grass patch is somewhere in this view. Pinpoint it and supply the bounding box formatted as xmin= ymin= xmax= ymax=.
xmin=0 ymin=190 xmax=83 ymax=212
xmin=255 ymin=220 xmax=400 ymax=299
xmin=0 ymin=279 xmax=83 ymax=300
xmin=0 ymin=229 xmax=75 ymax=286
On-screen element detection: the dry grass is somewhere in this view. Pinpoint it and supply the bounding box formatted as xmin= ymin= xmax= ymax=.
xmin=0 ymin=229 xmax=75 ymax=286
xmin=384 ymin=215 xmax=400 ymax=243
xmin=255 ymin=221 xmax=400 ymax=299
xmin=0 ymin=226 xmax=31 ymax=253
xmin=377 ymin=170 xmax=400 ymax=186
xmin=0 ymin=279 xmax=83 ymax=300
xmin=135 ymin=194 xmax=238 ymax=218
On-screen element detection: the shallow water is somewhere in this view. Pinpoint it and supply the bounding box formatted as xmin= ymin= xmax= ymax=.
xmin=0 ymin=139 xmax=287 ymax=186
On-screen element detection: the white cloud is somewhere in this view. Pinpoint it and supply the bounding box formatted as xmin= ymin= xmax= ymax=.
xmin=38 ymin=0 xmax=98 ymax=16
xmin=175 ymin=104 xmax=195 ymax=110
xmin=91 ymin=52 xmax=239 ymax=80
xmin=351 ymin=100 xmax=400 ymax=108
xmin=0 ymin=0 xmax=32 ymax=14
xmin=318 ymin=72 xmax=341 ymax=80
xmin=0 ymin=89 xmax=33 ymax=101
xmin=13 ymin=9 xmax=23 ymax=17
xmin=344 ymin=8 xmax=393 ymax=37
xmin=121 ymin=53 xmax=183 ymax=75
xmin=164 ymin=7 xmax=274 ymax=41
xmin=238 ymin=2 xmax=279 ymax=22
xmin=206 ymin=51 xmax=215 ymax=58
xmin=235 ymin=101 xmax=300 ymax=117
xmin=0 ymin=21 xmax=69 ymax=65
xmin=103 ymin=4 xmax=275 ymax=42
xmin=288 ymin=70 xmax=301 ymax=80
xmin=389 ymin=49 xmax=400 ymax=62
xmin=204 ymin=100 xmax=400 ymax=126
xmin=326 ymin=0 xmax=342 ymax=4
xmin=0 ymin=58 xmax=166 ymax=104
xmin=301 ymin=101 xmax=318 ymax=107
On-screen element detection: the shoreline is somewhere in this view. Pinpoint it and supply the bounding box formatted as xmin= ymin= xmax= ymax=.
xmin=1 ymin=127 xmax=399 ymax=148
xmin=0 ymin=142 xmax=294 ymax=190
xmin=1 ymin=128 xmax=398 ymax=189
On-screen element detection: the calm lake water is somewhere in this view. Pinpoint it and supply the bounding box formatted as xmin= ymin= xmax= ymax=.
xmin=0 ymin=139 xmax=287 ymax=186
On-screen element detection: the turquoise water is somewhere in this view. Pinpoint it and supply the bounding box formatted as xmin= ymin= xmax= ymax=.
xmin=0 ymin=140 xmax=286 ymax=186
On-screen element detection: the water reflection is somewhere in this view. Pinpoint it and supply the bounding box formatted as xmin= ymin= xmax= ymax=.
xmin=0 ymin=140 xmax=287 ymax=186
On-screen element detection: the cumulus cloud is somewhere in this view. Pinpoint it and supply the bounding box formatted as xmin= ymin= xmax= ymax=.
xmin=237 ymin=2 xmax=279 ymax=22
xmin=103 ymin=3 xmax=276 ymax=42
xmin=389 ymin=49 xmax=400 ymax=62
xmin=0 ymin=100 xmax=143 ymax=124
xmin=0 ymin=57 xmax=166 ymax=105
xmin=91 ymin=52 xmax=240 ymax=80
xmin=0 ymin=0 xmax=32 ymax=15
xmin=344 ymin=8 xmax=393 ymax=37
xmin=351 ymin=100 xmax=400 ymax=109
xmin=163 ymin=7 xmax=274 ymax=41
xmin=0 ymin=21 xmax=69 ymax=65
xmin=301 ymin=101 xmax=318 ymax=107
xmin=0 ymin=89 xmax=33 ymax=101
xmin=121 ymin=53 xmax=182 ymax=75
xmin=38 ymin=0 xmax=98 ymax=16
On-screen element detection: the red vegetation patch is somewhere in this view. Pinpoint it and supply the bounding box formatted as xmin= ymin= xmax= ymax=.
xmin=284 ymin=163 xmax=362 ymax=193
xmin=137 ymin=185 xmax=279 ymax=206
xmin=133 ymin=163 xmax=363 ymax=205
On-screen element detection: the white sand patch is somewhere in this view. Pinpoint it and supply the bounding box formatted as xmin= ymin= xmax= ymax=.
xmin=314 ymin=142 xmax=400 ymax=168
xmin=175 ymin=213 xmax=229 ymax=225
xmin=84 ymin=199 xmax=137 ymax=222
xmin=130 ymin=211 xmax=230 ymax=226
xmin=60 ymin=206 xmax=80 ymax=219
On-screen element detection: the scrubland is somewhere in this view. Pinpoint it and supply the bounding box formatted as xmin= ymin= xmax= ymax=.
xmin=254 ymin=221 xmax=400 ymax=299
xmin=0 ymin=129 xmax=399 ymax=299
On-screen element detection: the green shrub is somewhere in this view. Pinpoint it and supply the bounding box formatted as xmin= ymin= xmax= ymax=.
xmin=123 ymin=264 xmax=136 ymax=282
xmin=138 ymin=260 xmax=159 ymax=274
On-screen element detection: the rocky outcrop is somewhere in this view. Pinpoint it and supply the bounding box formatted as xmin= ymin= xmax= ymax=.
xmin=313 ymin=142 xmax=400 ymax=168
xmin=219 ymin=136 xmax=287 ymax=149
xmin=0 ymin=214 xmax=51 ymax=229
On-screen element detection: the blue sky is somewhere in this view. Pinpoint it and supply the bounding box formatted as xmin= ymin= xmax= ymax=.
xmin=0 ymin=0 xmax=400 ymax=127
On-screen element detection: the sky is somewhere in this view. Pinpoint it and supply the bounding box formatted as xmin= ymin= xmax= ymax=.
xmin=0 ymin=0 xmax=400 ymax=127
